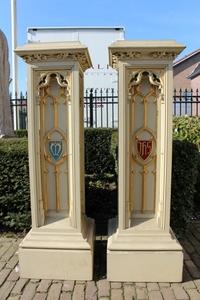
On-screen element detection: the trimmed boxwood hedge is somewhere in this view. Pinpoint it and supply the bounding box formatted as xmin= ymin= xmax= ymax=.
xmin=0 ymin=120 xmax=199 ymax=233
xmin=14 ymin=129 xmax=28 ymax=138
xmin=173 ymin=116 xmax=200 ymax=150
xmin=171 ymin=140 xmax=199 ymax=235
xmin=173 ymin=116 xmax=200 ymax=223
xmin=0 ymin=138 xmax=31 ymax=231
xmin=85 ymin=128 xmax=116 ymax=175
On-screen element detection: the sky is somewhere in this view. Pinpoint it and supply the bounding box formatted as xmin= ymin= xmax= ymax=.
xmin=0 ymin=0 xmax=200 ymax=93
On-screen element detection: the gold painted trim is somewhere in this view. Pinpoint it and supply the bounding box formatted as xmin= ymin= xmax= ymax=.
xmin=129 ymin=89 xmax=134 ymax=217
xmin=55 ymin=165 xmax=61 ymax=211
xmin=153 ymin=159 xmax=157 ymax=212
xmin=38 ymin=71 xmax=70 ymax=213
xmin=141 ymin=165 xmax=148 ymax=212
xmin=129 ymin=69 xmax=161 ymax=215
xmin=53 ymin=96 xmax=59 ymax=128
xmin=39 ymin=86 xmax=48 ymax=213
xmin=44 ymin=165 xmax=48 ymax=212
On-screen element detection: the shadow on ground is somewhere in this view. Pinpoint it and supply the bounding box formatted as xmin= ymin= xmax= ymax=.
xmin=85 ymin=186 xmax=117 ymax=235
xmin=86 ymin=186 xmax=116 ymax=280
xmin=93 ymin=239 xmax=107 ymax=281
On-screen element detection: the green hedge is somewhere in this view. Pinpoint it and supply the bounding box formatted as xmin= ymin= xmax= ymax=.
xmin=0 ymin=139 xmax=31 ymax=231
xmin=173 ymin=116 xmax=200 ymax=219
xmin=171 ymin=140 xmax=199 ymax=235
xmin=14 ymin=129 xmax=28 ymax=138
xmin=173 ymin=116 xmax=200 ymax=150
xmin=85 ymin=128 xmax=117 ymax=175
xmin=194 ymin=157 xmax=200 ymax=213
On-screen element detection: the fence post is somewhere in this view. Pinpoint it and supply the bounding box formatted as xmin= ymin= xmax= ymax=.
xmin=89 ymin=88 xmax=93 ymax=127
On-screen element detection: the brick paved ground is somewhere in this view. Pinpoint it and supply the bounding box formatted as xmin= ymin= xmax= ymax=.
xmin=1 ymin=222 xmax=200 ymax=299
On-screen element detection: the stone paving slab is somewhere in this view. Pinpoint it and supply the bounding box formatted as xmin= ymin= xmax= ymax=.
xmin=1 ymin=223 xmax=200 ymax=299
xmin=123 ymin=284 xmax=136 ymax=300
xmin=148 ymin=290 xmax=163 ymax=300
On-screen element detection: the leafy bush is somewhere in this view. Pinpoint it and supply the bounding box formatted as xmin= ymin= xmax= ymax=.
xmin=173 ymin=116 xmax=200 ymax=222
xmin=173 ymin=116 xmax=200 ymax=150
xmin=85 ymin=128 xmax=116 ymax=175
xmin=14 ymin=129 xmax=28 ymax=138
xmin=171 ymin=140 xmax=199 ymax=235
xmin=0 ymin=138 xmax=31 ymax=231
xmin=84 ymin=129 xmax=118 ymax=232
xmin=193 ymin=155 xmax=200 ymax=214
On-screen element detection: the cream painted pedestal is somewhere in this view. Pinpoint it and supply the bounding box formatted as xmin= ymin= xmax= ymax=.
xmin=108 ymin=219 xmax=183 ymax=282
xmin=19 ymin=217 xmax=94 ymax=280
xmin=107 ymin=41 xmax=185 ymax=282
xmin=15 ymin=42 xmax=94 ymax=280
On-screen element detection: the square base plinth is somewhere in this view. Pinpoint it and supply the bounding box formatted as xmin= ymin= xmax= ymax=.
xmin=107 ymin=249 xmax=183 ymax=282
xmin=107 ymin=218 xmax=183 ymax=282
xmin=19 ymin=248 xmax=93 ymax=280
xmin=19 ymin=217 xmax=94 ymax=280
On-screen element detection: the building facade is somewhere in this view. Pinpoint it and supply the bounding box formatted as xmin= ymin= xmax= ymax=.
xmin=27 ymin=26 xmax=125 ymax=91
xmin=173 ymin=49 xmax=200 ymax=91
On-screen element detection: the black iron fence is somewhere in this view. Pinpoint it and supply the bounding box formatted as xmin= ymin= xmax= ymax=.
xmin=84 ymin=88 xmax=118 ymax=128
xmin=10 ymin=88 xmax=200 ymax=130
xmin=173 ymin=89 xmax=200 ymax=116
xmin=10 ymin=92 xmax=28 ymax=130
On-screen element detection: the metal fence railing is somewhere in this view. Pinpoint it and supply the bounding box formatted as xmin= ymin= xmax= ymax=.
xmin=10 ymin=88 xmax=200 ymax=130
xmin=84 ymin=88 xmax=118 ymax=128
xmin=10 ymin=92 xmax=28 ymax=130
xmin=173 ymin=89 xmax=200 ymax=116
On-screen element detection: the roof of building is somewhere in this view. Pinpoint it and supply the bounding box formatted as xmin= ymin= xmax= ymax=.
xmin=173 ymin=48 xmax=200 ymax=67
xmin=27 ymin=26 xmax=125 ymax=32
xmin=188 ymin=62 xmax=200 ymax=79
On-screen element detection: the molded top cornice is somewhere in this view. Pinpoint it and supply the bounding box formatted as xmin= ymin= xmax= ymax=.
xmin=15 ymin=41 xmax=92 ymax=72
xmin=109 ymin=40 xmax=185 ymax=68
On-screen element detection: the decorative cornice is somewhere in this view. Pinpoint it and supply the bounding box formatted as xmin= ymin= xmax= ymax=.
xmin=20 ymin=51 xmax=90 ymax=72
xmin=112 ymin=51 xmax=141 ymax=68
xmin=109 ymin=41 xmax=185 ymax=69
xmin=150 ymin=51 xmax=177 ymax=59
xmin=111 ymin=50 xmax=178 ymax=68
xmin=15 ymin=42 xmax=92 ymax=72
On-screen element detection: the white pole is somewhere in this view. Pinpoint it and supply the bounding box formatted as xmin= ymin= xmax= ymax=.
xmin=11 ymin=0 xmax=18 ymax=130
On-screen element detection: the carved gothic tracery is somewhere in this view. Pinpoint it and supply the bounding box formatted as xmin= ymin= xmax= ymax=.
xmin=128 ymin=70 xmax=164 ymax=101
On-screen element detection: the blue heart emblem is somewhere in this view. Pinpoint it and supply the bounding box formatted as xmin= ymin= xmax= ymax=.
xmin=49 ymin=141 xmax=63 ymax=161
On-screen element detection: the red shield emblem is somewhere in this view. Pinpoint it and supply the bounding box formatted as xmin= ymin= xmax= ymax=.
xmin=137 ymin=140 xmax=152 ymax=161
